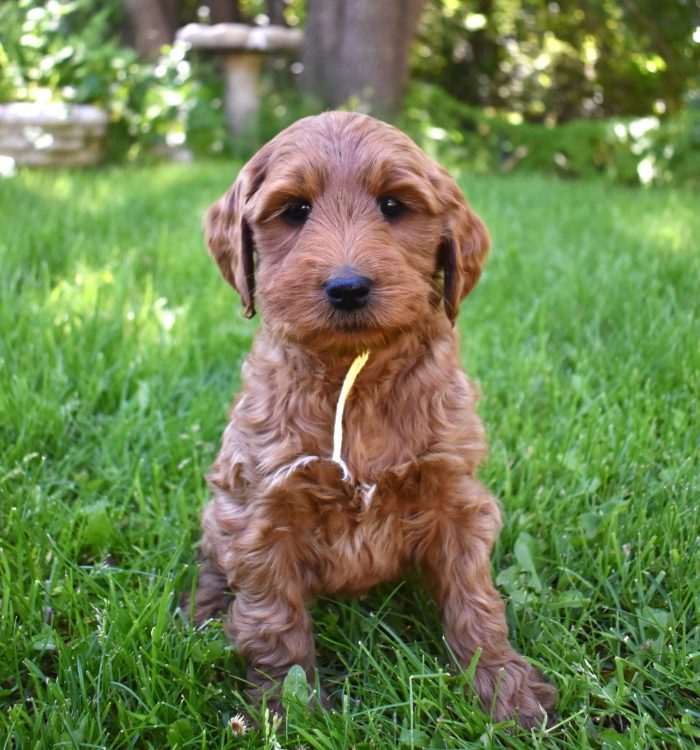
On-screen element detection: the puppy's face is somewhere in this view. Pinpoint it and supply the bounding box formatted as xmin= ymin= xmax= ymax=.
xmin=206 ymin=112 xmax=489 ymax=353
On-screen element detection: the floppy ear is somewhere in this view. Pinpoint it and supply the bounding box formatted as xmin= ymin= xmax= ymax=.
xmin=437 ymin=169 xmax=490 ymax=324
xmin=205 ymin=152 xmax=268 ymax=319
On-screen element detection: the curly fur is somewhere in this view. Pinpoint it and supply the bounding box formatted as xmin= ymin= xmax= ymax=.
xmin=186 ymin=111 xmax=556 ymax=727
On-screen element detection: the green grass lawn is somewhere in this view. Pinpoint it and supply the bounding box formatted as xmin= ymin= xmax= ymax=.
xmin=1 ymin=163 xmax=698 ymax=749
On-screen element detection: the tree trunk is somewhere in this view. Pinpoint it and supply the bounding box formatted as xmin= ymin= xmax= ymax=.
xmin=302 ymin=0 xmax=423 ymax=116
xmin=122 ymin=0 xmax=175 ymax=59
xmin=160 ymin=0 xmax=181 ymax=32
xmin=207 ymin=0 xmax=241 ymax=24
xmin=266 ymin=0 xmax=287 ymax=26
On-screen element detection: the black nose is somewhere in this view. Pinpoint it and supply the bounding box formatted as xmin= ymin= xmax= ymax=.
xmin=324 ymin=274 xmax=372 ymax=311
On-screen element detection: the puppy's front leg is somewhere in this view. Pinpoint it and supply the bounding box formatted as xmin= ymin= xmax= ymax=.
xmin=419 ymin=479 xmax=556 ymax=728
xmin=225 ymin=558 xmax=316 ymax=712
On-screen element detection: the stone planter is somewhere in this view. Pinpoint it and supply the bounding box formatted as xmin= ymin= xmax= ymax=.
xmin=0 ymin=103 xmax=108 ymax=167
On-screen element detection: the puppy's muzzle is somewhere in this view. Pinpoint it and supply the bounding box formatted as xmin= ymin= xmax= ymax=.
xmin=324 ymin=274 xmax=372 ymax=312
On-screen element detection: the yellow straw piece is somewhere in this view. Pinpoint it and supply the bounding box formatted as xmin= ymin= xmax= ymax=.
xmin=332 ymin=350 xmax=370 ymax=478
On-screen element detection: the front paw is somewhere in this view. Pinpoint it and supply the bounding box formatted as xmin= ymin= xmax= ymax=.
xmin=473 ymin=655 xmax=557 ymax=729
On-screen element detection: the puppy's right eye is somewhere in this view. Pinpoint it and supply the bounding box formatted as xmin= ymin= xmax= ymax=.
xmin=282 ymin=200 xmax=312 ymax=225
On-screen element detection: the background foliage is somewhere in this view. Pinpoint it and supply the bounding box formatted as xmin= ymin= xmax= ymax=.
xmin=0 ymin=0 xmax=227 ymax=159
xmin=414 ymin=0 xmax=700 ymax=123
xmin=1 ymin=0 xmax=699 ymax=184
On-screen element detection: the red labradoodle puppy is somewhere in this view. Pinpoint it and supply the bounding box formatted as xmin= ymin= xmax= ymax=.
xmin=189 ymin=111 xmax=556 ymax=727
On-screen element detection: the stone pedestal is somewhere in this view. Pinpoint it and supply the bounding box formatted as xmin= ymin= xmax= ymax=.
xmin=177 ymin=23 xmax=303 ymax=134
xmin=222 ymin=52 xmax=264 ymax=134
xmin=0 ymin=103 xmax=108 ymax=167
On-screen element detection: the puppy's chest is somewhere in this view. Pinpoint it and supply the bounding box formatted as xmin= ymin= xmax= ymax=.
xmin=235 ymin=369 xmax=456 ymax=497
xmin=279 ymin=463 xmax=416 ymax=594
xmin=270 ymin=428 xmax=431 ymax=520
xmin=302 ymin=395 xmax=430 ymax=482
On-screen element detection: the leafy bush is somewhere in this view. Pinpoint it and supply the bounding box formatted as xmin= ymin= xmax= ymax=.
xmin=0 ymin=0 xmax=124 ymax=105
xmin=400 ymin=82 xmax=700 ymax=187
xmin=0 ymin=0 xmax=229 ymax=160
xmin=413 ymin=1 xmax=700 ymax=124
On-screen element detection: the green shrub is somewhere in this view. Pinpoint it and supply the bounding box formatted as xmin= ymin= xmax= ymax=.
xmin=412 ymin=1 xmax=699 ymax=124
xmin=400 ymin=82 xmax=700 ymax=187
xmin=0 ymin=0 xmax=228 ymax=160
xmin=0 ymin=0 xmax=123 ymax=105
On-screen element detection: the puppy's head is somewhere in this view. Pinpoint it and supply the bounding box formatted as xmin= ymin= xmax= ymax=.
xmin=206 ymin=112 xmax=489 ymax=351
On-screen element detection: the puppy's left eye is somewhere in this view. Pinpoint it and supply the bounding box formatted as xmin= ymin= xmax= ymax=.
xmin=378 ymin=196 xmax=406 ymax=220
